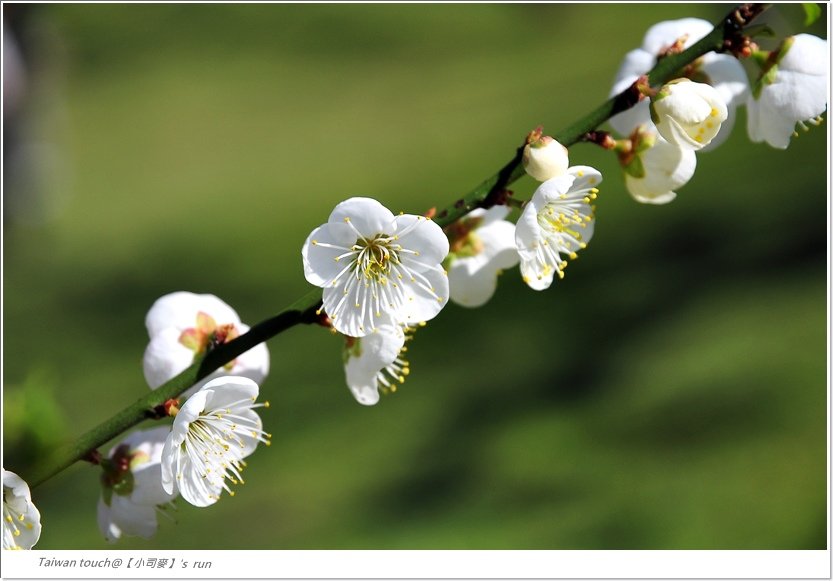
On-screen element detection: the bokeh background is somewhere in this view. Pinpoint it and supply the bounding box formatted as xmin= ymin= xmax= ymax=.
xmin=2 ymin=3 xmax=828 ymax=550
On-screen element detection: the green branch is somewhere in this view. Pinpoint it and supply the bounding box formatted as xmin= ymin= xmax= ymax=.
xmin=24 ymin=3 xmax=769 ymax=490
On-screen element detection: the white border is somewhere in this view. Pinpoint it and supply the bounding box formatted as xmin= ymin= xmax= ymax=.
xmin=1 ymin=549 xmax=830 ymax=579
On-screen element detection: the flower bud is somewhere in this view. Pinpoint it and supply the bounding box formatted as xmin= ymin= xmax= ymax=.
xmin=523 ymin=135 xmax=569 ymax=182
xmin=623 ymin=134 xmax=696 ymax=205
xmin=650 ymin=78 xmax=728 ymax=150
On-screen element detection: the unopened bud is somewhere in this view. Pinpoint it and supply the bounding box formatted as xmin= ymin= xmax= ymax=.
xmin=650 ymin=78 xmax=727 ymax=150
xmin=523 ymin=135 xmax=569 ymax=182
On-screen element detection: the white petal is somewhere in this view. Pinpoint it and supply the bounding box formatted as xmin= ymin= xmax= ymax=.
xmin=608 ymin=48 xmax=656 ymax=136
xmin=109 ymin=495 xmax=159 ymax=539
xmin=118 ymin=426 xmax=170 ymax=458
xmin=641 ymin=18 xmax=711 ymax=55
xmin=202 ymin=376 xmax=259 ymax=407
xmin=302 ymin=224 xmax=353 ymax=288
xmin=625 ymin=137 xmax=696 ymax=204
xmin=397 ymin=265 xmax=449 ymax=325
xmin=344 ymin=324 xmax=404 ymax=405
xmin=145 ymin=291 xmax=201 ymax=337
xmin=762 ymin=69 xmax=828 ymax=122
xmin=145 ymin=292 xmax=240 ymax=337
xmin=132 ymin=462 xmax=177 ymax=506
xmin=514 ymin=197 xmax=543 ymax=255
xmin=781 ymin=34 xmax=829 ymax=76
xmin=97 ymin=498 xmax=121 ymax=543
xmin=701 ymin=53 xmax=749 ymax=108
xmin=479 ymin=219 xmax=520 ymax=269
xmin=394 ymin=214 xmax=449 ymax=272
xmin=746 ymin=96 xmax=796 ymax=149
xmin=159 ymin=435 xmax=178 ymax=496
xmin=343 ymin=367 xmax=381 ymax=406
xmin=229 ymin=323 xmax=270 ymax=384
xmin=567 ymin=165 xmax=604 ymax=191
xmin=518 ymin=253 xmax=554 ymax=291
xmin=327 ymin=197 xmax=396 ymax=245
xmin=479 ymin=205 xmax=511 ymax=225
xmin=142 ymin=328 xmax=197 ymax=390
xmin=2 ymin=470 xmax=41 ymax=550
xmin=610 ymin=48 xmax=655 ymax=94
xmin=534 ymin=174 xmax=575 ymax=204
xmin=448 ymin=258 xmax=500 ymax=307
xmin=322 ymin=283 xmax=376 ymax=338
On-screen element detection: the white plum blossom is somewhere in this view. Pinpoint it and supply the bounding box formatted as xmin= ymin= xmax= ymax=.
xmin=446 ymin=206 xmax=520 ymax=308
xmin=161 ymin=376 xmax=270 ymax=507
xmin=747 ymin=34 xmax=829 ymax=149
xmin=143 ymin=291 xmax=269 ymax=397
xmin=343 ymin=317 xmax=410 ymax=406
xmin=650 ymin=79 xmax=728 ymax=150
xmin=302 ymin=197 xmax=449 ymax=338
xmin=97 ymin=427 xmax=177 ymax=543
xmin=523 ymin=134 xmax=569 ymax=182
xmin=2 ymin=469 xmax=41 ymax=550
xmin=622 ymin=132 xmax=697 ymax=204
xmin=516 ymin=166 xmax=602 ymax=290
xmin=609 ymin=17 xmax=748 ymax=150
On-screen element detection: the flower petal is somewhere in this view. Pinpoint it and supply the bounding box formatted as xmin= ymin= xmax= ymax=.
xmin=143 ymin=328 xmax=195 ymax=390
xmin=145 ymin=292 xmax=240 ymax=338
xmin=397 ymin=265 xmax=449 ymax=325
xmin=302 ymin=224 xmax=354 ymax=288
xmin=327 ymin=197 xmax=396 ymax=245
xmin=394 ymin=214 xmax=449 ymax=273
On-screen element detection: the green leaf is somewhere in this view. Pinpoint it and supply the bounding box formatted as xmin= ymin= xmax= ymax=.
xmin=802 ymin=3 xmax=821 ymax=26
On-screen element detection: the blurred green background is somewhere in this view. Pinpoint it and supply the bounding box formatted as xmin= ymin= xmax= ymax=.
xmin=3 ymin=3 xmax=827 ymax=550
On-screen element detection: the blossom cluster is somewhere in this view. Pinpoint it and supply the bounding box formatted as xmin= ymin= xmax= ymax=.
xmin=301 ymin=132 xmax=603 ymax=406
xmin=608 ymin=19 xmax=828 ymax=204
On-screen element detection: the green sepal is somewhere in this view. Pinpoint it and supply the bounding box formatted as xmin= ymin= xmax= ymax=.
xmin=101 ymin=483 xmax=114 ymax=507
xmin=623 ymin=154 xmax=646 ymax=179
xmin=752 ymin=65 xmax=778 ymax=100
xmin=111 ymin=470 xmax=135 ymax=497
xmin=342 ymin=337 xmax=362 ymax=364
xmin=633 ymin=131 xmax=656 ymax=154
xmin=802 ymin=3 xmax=821 ymax=26
xmin=649 ymin=101 xmax=660 ymax=125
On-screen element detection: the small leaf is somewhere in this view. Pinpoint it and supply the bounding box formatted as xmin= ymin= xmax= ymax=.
xmin=744 ymin=24 xmax=776 ymax=39
xmin=802 ymin=3 xmax=821 ymax=26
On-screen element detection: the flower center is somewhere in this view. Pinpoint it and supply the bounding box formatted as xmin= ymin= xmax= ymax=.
xmin=178 ymin=397 xmax=271 ymax=503
xmin=446 ymin=216 xmax=485 ymax=259
xmin=353 ymin=235 xmax=400 ymax=282
xmin=178 ymin=312 xmax=239 ymax=370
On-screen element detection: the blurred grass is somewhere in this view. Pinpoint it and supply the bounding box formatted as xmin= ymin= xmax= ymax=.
xmin=2 ymin=3 xmax=827 ymax=549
